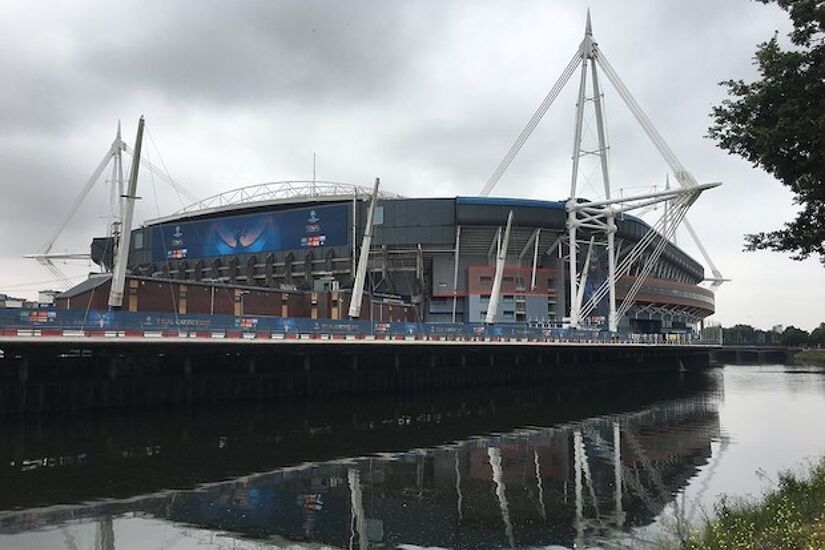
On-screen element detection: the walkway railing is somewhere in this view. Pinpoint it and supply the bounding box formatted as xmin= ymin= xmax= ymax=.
xmin=0 ymin=308 xmax=720 ymax=346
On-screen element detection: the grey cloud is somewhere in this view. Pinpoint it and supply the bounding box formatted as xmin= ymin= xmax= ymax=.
xmin=83 ymin=1 xmax=441 ymax=107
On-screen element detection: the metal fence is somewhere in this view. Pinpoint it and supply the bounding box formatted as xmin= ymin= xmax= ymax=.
xmin=0 ymin=308 xmax=721 ymax=346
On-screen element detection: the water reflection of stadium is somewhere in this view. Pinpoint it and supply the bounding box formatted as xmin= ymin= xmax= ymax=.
xmin=160 ymin=400 xmax=719 ymax=548
xmin=0 ymin=376 xmax=722 ymax=548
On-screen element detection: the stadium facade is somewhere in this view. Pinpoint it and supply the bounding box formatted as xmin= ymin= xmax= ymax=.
xmin=47 ymin=19 xmax=722 ymax=332
xmin=79 ymin=181 xmax=713 ymax=333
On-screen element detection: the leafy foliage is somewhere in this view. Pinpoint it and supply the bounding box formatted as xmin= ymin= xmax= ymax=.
xmin=722 ymin=323 xmax=782 ymax=344
xmin=810 ymin=322 xmax=825 ymax=345
xmin=683 ymin=457 xmax=825 ymax=549
xmin=708 ymin=0 xmax=825 ymax=264
xmin=781 ymin=325 xmax=811 ymax=345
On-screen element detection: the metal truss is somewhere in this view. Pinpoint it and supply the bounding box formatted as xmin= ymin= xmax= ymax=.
xmin=168 ymin=180 xmax=404 ymax=220
xmin=480 ymin=11 xmax=723 ymax=331
xmin=633 ymin=302 xmax=706 ymax=324
xmin=25 ymin=121 xmax=196 ymax=288
xmin=572 ymin=185 xmax=715 ymax=328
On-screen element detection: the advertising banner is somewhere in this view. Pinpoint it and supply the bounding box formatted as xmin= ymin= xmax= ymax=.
xmin=152 ymin=203 xmax=348 ymax=262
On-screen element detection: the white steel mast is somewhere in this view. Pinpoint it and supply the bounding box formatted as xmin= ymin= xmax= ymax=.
xmin=480 ymin=10 xmax=723 ymax=331
xmin=348 ymin=178 xmax=380 ymax=319
xmin=108 ymin=116 xmax=145 ymax=309
xmin=568 ymin=11 xmax=617 ymax=330
xmin=26 ymin=119 xmax=194 ymax=288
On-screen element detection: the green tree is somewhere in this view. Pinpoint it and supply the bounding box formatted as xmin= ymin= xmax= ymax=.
xmin=723 ymin=324 xmax=757 ymax=344
xmin=810 ymin=322 xmax=825 ymax=345
xmin=708 ymin=0 xmax=825 ymax=264
xmin=781 ymin=325 xmax=811 ymax=346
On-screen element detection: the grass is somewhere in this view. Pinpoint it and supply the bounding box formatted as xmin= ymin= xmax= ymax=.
xmin=793 ymin=349 xmax=825 ymax=366
xmin=678 ymin=458 xmax=825 ymax=549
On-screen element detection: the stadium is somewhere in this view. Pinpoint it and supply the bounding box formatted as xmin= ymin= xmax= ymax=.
xmin=48 ymin=20 xmax=720 ymax=334
xmin=55 ymin=179 xmax=715 ymax=333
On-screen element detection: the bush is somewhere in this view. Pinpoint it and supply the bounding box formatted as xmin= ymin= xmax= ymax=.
xmin=682 ymin=458 xmax=825 ymax=549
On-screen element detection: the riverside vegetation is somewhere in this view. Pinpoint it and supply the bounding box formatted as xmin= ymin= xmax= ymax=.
xmin=793 ymin=349 xmax=825 ymax=366
xmin=676 ymin=457 xmax=825 ymax=549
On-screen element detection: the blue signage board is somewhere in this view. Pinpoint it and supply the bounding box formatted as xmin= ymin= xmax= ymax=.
xmin=152 ymin=204 xmax=348 ymax=261
xmin=1 ymin=307 xmax=616 ymax=342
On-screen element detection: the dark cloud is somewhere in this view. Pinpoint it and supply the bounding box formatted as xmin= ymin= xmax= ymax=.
xmin=85 ymin=2 xmax=435 ymax=106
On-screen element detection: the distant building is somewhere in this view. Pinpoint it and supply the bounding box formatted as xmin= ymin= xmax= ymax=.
xmin=37 ymin=290 xmax=60 ymax=305
xmin=0 ymin=293 xmax=35 ymax=309
xmin=772 ymin=324 xmax=784 ymax=334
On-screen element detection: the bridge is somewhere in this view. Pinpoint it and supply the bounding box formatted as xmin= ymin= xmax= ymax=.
xmin=711 ymin=345 xmax=790 ymax=365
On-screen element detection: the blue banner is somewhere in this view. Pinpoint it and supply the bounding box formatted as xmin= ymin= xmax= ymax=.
xmin=0 ymin=307 xmax=626 ymax=342
xmin=152 ymin=204 xmax=348 ymax=261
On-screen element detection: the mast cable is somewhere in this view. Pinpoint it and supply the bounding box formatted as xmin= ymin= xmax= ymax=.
xmin=480 ymin=50 xmax=583 ymax=197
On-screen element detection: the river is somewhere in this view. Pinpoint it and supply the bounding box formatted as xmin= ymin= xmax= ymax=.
xmin=1 ymin=364 xmax=823 ymax=549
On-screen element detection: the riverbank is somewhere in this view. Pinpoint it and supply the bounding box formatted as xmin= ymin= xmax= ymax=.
xmin=679 ymin=457 xmax=825 ymax=549
xmin=794 ymin=349 xmax=825 ymax=366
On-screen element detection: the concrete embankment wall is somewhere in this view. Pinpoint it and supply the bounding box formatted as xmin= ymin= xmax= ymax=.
xmin=710 ymin=347 xmax=791 ymax=365
xmin=0 ymin=342 xmax=711 ymax=415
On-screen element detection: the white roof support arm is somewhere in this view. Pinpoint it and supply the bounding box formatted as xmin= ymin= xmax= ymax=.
xmin=108 ymin=116 xmax=145 ymax=309
xmin=451 ymin=225 xmax=461 ymax=323
xmin=348 ymin=178 xmax=380 ymax=319
xmin=530 ymin=228 xmax=542 ymax=290
xmin=519 ymin=228 xmax=540 ymax=264
xmin=485 ymin=210 xmax=514 ymax=324
xmin=487 ymin=227 xmax=502 ymax=261
xmin=575 ymin=236 xmax=596 ymax=308
xmin=683 ymin=218 xmax=725 ymax=288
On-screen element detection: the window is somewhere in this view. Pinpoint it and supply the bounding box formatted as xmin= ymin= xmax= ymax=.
xmin=133 ymin=230 xmax=144 ymax=250
xmin=480 ymin=276 xmax=492 ymax=285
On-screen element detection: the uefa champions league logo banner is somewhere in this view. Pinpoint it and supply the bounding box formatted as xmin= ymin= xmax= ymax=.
xmin=153 ymin=204 xmax=348 ymax=262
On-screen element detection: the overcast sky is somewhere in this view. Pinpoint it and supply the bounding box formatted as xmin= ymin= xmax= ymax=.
xmin=0 ymin=0 xmax=821 ymax=330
